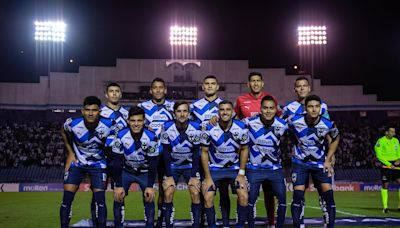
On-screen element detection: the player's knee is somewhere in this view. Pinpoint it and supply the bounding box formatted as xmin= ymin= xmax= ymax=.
xmin=164 ymin=187 xmax=175 ymax=202
xmin=61 ymin=191 xmax=75 ymax=205
xmin=189 ymin=187 xmax=200 ymax=203
xmin=204 ymin=193 xmax=214 ymax=208
xmin=320 ymin=183 xmax=332 ymax=192
xmin=321 ymin=190 xmax=335 ymax=206
xmin=237 ymin=191 xmax=249 ymax=206
xmin=93 ymin=191 xmax=106 ymax=204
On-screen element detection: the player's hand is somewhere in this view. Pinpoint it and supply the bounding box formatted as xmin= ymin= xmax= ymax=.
xmin=202 ymin=177 xmax=215 ymax=193
xmin=64 ymin=153 xmax=77 ymax=172
xmin=235 ymin=174 xmax=248 ymax=190
xmin=188 ymin=177 xmax=201 ymax=192
xmin=394 ymin=160 xmax=400 ymax=166
xmin=162 ymin=176 xmax=176 ymax=191
xmin=208 ymin=116 xmax=219 ymax=126
xmin=113 ymin=187 xmax=125 ymax=203
xmin=323 ymin=160 xmax=334 ymax=177
xmin=144 ymin=187 xmax=155 ymax=202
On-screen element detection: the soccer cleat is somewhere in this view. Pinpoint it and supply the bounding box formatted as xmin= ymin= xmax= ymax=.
xmin=383 ymin=208 xmax=389 ymax=213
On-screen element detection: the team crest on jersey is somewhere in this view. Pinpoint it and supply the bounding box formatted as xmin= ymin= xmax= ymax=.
xmin=376 ymin=143 xmax=380 ymax=147
xmin=395 ymin=145 xmax=399 ymax=150
xmin=233 ymin=131 xmax=240 ymax=141
xmin=241 ymin=133 xmax=248 ymax=142
xmin=148 ymin=144 xmax=156 ymax=154
xmin=141 ymin=141 xmax=148 ymax=150
xmin=292 ymin=173 xmax=297 ymax=183
xmin=98 ymin=130 xmax=105 ymax=139
xmin=188 ymin=133 xmax=195 ymax=142
xmin=162 ymin=132 xmax=169 ymax=141
xmin=194 ymin=135 xmax=200 ymax=143
xmin=317 ymin=128 xmax=327 ymax=137
xmin=274 ymin=126 xmax=281 ymax=136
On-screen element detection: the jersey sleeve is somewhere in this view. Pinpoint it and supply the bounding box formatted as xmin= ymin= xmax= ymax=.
xmin=328 ymin=123 xmax=339 ymax=141
xmin=200 ymin=129 xmax=211 ymax=146
xmin=63 ymin=118 xmax=73 ymax=132
xmin=160 ymin=129 xmax=170 ymax=145
xmin=374 ymin=138 xmax=392 ymax=166
xmin=192 ymin=130 xmax=202 ymax=146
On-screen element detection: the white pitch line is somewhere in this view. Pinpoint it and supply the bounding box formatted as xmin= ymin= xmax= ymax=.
xmin=258 ymin=199 xmax=368 ymax=217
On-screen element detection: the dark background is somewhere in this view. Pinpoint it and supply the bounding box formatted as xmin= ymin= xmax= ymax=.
xmin=1 ymin=0 xmax=399 ymax=100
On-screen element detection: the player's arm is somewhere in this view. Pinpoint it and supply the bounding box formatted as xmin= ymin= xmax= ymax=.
xmin=162 ymin=144 xmax=175 ymax=189
xmin=144 ymin=139 xmax=159 ymax=202
xmin=201 ymin=145 xmax=214 ymax=192
xmin=110 ymin=137 xmax=125 ymax=202
xmin=374 ymin=139 xmax=393 ymax=167
xmin=191 ymin=145 xmax=200 ymax=178
xmin=235 ymin=145 xmax=249 ymax=189
xmin=60 ymin=125 xmax=76 ymax=171
xmin=324 ymin=129 xmax=340 ymax=177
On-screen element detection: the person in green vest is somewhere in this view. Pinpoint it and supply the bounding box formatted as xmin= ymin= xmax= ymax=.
xmin=374 ymin=125 xmax=400 ymax=213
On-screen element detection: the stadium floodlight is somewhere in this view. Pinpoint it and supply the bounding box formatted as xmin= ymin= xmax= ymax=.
xmin=34 ymin=21 xmax=66 ymax=42
xmin=297 ymin=26 xmax=327 ymax=46
xmin=169 ymin=26 xmax=197 ymax=46
xmin=297 ymin=25 xmax=327 ymax=90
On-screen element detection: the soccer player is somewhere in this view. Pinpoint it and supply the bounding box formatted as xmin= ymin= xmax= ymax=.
xmin=245 ymin=95 xmax=287 ymax=228
xmin=90 ymin=82 xmax=129 ymax=227
xmin=60 ymin=96 xmax=114 ymax=228
xmin=191 ymin=75 xmax=231 ymax=227
xmin=288 ymin=95 xmax=339 ymax=228
xmin=138 ymin=77 xmax=174 ymax=227
xmin=234 ymin=72 xmax=280 ymax=227
xmin=201 ymin=100 xmax=249 ymax=228
xmin=111 ymin=106 xmax=160 ymax=228
xmin=161 ymin=101 xmax=202 ymax=227
xmin=282 ymin=76 xmax=330 ymax=227
xmin=374 ymin=125 xmax=400 ymax=213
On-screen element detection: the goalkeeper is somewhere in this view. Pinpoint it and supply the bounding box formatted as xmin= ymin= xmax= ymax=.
xmin=374 ymin=125 xmax=400 ymax=213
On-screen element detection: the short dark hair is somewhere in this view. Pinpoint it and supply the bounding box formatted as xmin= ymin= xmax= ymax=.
xmin=151 ymin=77 xmax=166 ymax=87
xmin=385 ymin=125 xmax=396 ymax=131
xmin=304 ymin=94 xmax=321 ymax=106
xmin=248 ymin=72 xmax=263 ymax=81
xmin=129 ymin=106 xmax=145 ymax=118
xmin=261 ymin=95 xmax=276 ymax=106
xmin=83 ymin=96 xmax=101 ymax=107
xmin=218 ymin=100 xmax=233 ymax=108
xmin=173 ymin=100 xmax=189 ymax=113
xmin=204 ymin=75 xmax=218 ymax=83
xmin=294 ymin=76 xmax=310 ymax=86
xmin=106 ymin=82 xmax=121 ymax=91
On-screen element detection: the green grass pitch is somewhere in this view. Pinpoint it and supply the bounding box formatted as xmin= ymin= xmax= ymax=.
xmin=0 ymin=191 xmax=399 ymax=227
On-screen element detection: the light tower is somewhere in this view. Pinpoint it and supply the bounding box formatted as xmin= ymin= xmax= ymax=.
xmin=297 ymin=25 xmax=327 ymax=90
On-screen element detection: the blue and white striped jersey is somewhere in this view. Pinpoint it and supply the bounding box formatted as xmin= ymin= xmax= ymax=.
xmin=190 ymin=97 xmax=224 ymax=128
xmin=100 ymin=105 xmax=129 ymax=133
xmin=244 ymin=115 xmax=288 ymax=170
xmin=112 ymin=127 xmax=160 ymax=173
xmin=138 ymin=100 xmax=174 ymax=136
xmin=160 ymin=121 xmax=202 ymax=169
xmin=201 ymin=119 xmax=249 ymax=170
xmin=288 ymin=114 xmax=339 ymax=168
xmin=63 ymin=117 xmax=114 ymax=169
xmin=282 ymin=100 xmax=329 ymax=120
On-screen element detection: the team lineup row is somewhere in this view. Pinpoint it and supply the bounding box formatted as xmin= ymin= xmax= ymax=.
xmin=59 ymin=73 xmax=339 ymax=228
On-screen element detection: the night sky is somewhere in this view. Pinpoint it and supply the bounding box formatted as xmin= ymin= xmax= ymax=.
xmin=1 ymin=0 xmax=400 ymax=100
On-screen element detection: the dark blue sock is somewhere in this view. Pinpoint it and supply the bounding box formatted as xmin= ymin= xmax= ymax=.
xmin=291 ymin=190 xmax=304 ymax=228
xmin=236 ymin=204 xmax=248 ymax=227
xmin=204 ymin=206 xmax=216 ymax=228
xmin=60 ymin=191 xmax=75 ymax=228
xmin=276 ymin=202 xmax=287 ymax=228
xmin=156 ymin=202 xmax=163 ymax=228
xmin=321 ymin=190 xmax=335 ymax=228
xmin=93 ymin=191 xmax=107 ymax=228
xmin=145 ymin=202 xmax=155 ymax=228
xmin=191 ymin=203 xmax=201 ymax=228
xmin=91 ymin=195 xmax=99 ymax=228
xmin=247 ymin=202 xmax=256 ymax=228
xmin=163 ymin=202 xmax=174 ymax=228
xmin=113 ymin=201 xmax=125 ymax=228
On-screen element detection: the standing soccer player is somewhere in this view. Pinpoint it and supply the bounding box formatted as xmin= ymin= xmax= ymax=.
xmin=161 ymin=101 xmax=202 ymax=227
xmin=90 ymin=82 xmax=129 ymax=227
xmin=191 ymin=75 xmax=231 ymax=227
xmin=288 ymin=95 xmax=339 ymax=228
xmin=201 ymin=101 xmax=249 ymax=228
xmin=111 ymin=106 xmax=160 ymax=228
xmin=60 ymin=96 xmax=114 ymax=228
xmin=138 ymin=77 xmax=174 ymax=227
xmin=234 ymin=72 xmax=280 ymax=227
xmin=245 ymin=95 xmax=287 ymax=228
xmin=374 ymin=125 xmax=400 ymax=213
xmin=282 ymin=76 xmax=331 ymax=227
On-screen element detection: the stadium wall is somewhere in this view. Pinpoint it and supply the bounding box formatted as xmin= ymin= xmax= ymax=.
xmin=1 ymin=59 xmax=400 ymax=110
